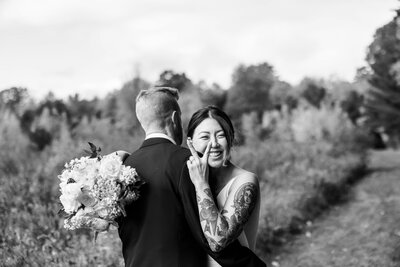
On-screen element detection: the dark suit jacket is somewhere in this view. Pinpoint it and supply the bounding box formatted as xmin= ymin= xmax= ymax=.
xmin=120 ymin=138 xmax=266 ymax=267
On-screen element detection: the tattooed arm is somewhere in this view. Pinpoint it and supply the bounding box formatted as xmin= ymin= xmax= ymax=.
xmin=186 ymin=139 xmax=260 ymax=252
xmin=192 ymin=176 xmax=259 ymax=252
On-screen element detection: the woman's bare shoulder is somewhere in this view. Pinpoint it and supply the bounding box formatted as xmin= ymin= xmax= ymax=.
xmin=227 ymin=167 xmax=259 ymax=198
xmin=232 ymin=166 xmax=259 ymax=184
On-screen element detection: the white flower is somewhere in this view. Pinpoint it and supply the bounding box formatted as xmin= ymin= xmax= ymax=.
xmin=60 ymin=183 xmax=82 ymax=213
xmin=119 ymin=166 xmax=137 ymax=184
xmin=95 ymin=207 xmax=110 ymax=218
xmin=79 ymin=158 xmax=98 ymax=175
xmin=58 ymin=169 xmax=77 ymax=189
xmin=89 ymin=218 xmax=110 ymax=232
xmin=61 ymin=182 xmax=82 ymax=196
xmin=72 ymin=158 xmax=99 ymax=186
xmin=59 ymin=147 xmax=144 ymax=232
xmin=77 ymin=191 xmax=97 ymax=207
xmin=99 ymin=154 xmax=122 ymax=179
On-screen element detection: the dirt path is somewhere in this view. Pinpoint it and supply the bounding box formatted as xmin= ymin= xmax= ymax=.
xmin=267 ymin=150 xmax=400 ymax=267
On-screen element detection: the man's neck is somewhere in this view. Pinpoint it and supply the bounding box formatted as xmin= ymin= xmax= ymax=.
xmin=145 ymin=132 xmax=177 ymax=145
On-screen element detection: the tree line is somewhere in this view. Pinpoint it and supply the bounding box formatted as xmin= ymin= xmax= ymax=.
xmin=2 ymin=9 xmax=400 ymax=150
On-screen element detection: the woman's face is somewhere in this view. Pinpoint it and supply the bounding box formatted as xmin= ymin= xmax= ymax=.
xmin=191 ymin=118 xmax=229 ymax=168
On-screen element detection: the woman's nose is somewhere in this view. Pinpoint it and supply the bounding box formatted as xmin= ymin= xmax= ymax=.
xmin=210 ymin=137 xmax=220 ymax=147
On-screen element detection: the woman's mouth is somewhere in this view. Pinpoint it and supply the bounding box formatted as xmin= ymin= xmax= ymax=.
xmin=209 ymin=151 xmax=222 ymax=158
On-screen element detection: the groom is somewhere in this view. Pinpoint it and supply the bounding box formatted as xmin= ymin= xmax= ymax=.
xmin=120 ymin=87 xmax=266 ymax=267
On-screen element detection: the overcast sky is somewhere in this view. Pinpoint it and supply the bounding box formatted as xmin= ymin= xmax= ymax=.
xmin=0 ymin=0 xmax=398 ymax=100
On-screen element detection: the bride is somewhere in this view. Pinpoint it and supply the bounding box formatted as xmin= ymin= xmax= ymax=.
xmin=185 ymin=106 xmax=260 ymax=267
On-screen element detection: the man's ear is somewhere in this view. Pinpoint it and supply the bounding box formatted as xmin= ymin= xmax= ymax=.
xmin=171 ymin=110 xmax=180 ymax=127
xmin=171 ymin=110 xmax=183 ymax=145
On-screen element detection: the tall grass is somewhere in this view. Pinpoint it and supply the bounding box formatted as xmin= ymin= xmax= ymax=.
xmin=0 ymin=101 xmax=368 ymax=265
xmin=237 ymin=104 xmax=368 ymax=256
xmin=233 ymin=141 xmax=366 ymax=255
xmin=0 ymin=113 xmax=142 ymax=266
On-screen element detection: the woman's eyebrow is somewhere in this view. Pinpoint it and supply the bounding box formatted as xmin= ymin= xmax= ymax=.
xmin=198 ymin=130 xmax=224 ymax=135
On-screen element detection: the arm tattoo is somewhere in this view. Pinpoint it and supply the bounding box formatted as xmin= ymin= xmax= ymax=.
xmin=204 ymin=188 xmax=213 ymax=199
xmin=232 ymin=182 xmax=258 ymax=224
xmin=198 ymin=189 xmax=219 ymax=235
xmin=222 ymin=182 xmax=258 ymax=245
xmin=195 ymin=182 xmax=258 ymax=251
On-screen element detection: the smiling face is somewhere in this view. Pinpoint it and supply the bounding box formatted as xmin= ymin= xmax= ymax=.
xmin=191 ymin=118 xmax=230 ymax=168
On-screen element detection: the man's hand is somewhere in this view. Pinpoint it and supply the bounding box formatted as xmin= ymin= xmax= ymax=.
xmin=113 ymin=150 xmax=131 ymax=163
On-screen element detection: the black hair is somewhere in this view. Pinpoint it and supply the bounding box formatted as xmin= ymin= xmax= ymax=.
xmin=186 ymin=106 xmax=235 ymax=149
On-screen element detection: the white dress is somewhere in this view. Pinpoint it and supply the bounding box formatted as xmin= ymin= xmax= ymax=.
xmin=207 ymin=176 xmax=260 ymax=267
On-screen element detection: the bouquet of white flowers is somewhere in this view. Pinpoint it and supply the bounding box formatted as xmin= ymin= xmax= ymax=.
xmin=58 ymin=143 xmax=144 ymax=233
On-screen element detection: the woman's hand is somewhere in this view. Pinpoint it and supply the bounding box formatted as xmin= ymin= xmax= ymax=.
xmin=187 ymin=137 xmax=260 ymax=252
xmin=186 ymin=138 xmax=212 ymax=188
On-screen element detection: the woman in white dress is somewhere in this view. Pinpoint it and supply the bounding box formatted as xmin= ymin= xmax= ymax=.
xmin=185 ymin=106 xmax=261 ymax=267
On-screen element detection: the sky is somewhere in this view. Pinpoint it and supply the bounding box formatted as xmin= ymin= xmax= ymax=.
xmin=0 ymin=0 xmax=398 ymax=100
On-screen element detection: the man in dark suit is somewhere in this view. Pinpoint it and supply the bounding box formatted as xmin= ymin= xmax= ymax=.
xmin=120 ymin=87 xmax=266 ymax=267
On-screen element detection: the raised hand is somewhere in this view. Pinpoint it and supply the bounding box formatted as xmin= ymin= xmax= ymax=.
xmin=114 ymin=150 xmax=131 ymax=163
xmin=186 ymin=138 xmax=212 ymax=187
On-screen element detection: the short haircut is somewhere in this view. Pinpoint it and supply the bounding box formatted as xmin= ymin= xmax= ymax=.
xmin=186 ymin=105 xmax=235 ymax=149
xmin=136 ymin=86 xmax=179 ymax=103
xmin=135 ymin=87 xmax=180 ymax=129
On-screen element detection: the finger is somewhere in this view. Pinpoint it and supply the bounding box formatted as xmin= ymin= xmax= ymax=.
xmin=189 ymin=155 xmax=201 ymax=167
xmin=186 ymin=138 xmax=200 ymax=160
xmin=186 ymin=159 xmax=194 ymax=169
xmin=203 ymin=141 xmax=212 ymax=162
xmin=115 ymin=150 xmax=130 ymax=162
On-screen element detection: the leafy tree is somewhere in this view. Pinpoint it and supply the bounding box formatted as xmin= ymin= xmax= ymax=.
xmin=365 ymin=11 xmax=400 ymax=143
xmin=114 ymin=77 xmax=149 ymax=132
xmin=95 ymin=76 xmax=149 ymax=132
xmin=101 ymin=94 xmax=118 ymax=121
xmin=20 ymin=109 xmax=35 ymax=133
xmin=37 ymin=92 xmax=70 ymax=117
xmin=269 ymin=80 xmax=295 ymax=110
xmin=225 ymin=63 xmax=275 ymax=121
xmin=355 ymin=66 xmax=372 ymax=83
xmin=68 ymin=94 xmax=99 ymax=125
xmin=198 ymin=82 xmax=227 ymax=108
xmin=284 ymin=95 xmax=299 ymax=111
xmin=157 ymin=70 xmax=192 ymax=92
xmin=0 ymin=87 xmax=29 ymax=115
xmin=20 ymin=108 xmax=53 ymax=150
xmin=298 ymin=78 xmax=326 ymax=108
xmin=340 ymin=90 xmax=364 ymax=124
xmin=29 ymin=127 xmax=53 ymax=150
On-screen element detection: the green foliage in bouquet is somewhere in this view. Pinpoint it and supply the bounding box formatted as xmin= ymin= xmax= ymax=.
xmin=84 ymin=142 xmax=102 ymax=159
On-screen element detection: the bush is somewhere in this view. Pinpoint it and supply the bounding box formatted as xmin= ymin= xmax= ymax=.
xmin=232 ymin=140 xmax=367 ymax=254
xmin=0 ymin=86 xmax=369 ymax=264
xmin=0 ymin=112 xmax=144 ymax=266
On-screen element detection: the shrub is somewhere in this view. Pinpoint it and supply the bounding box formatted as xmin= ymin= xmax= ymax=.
xmin=232 ymin=140 xmax=366 ymax=254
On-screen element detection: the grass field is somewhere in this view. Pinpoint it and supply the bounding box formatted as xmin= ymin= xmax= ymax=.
xmin=0 ymin=110 xmax=383 ymax=267
xmin=266 ymin=150 xmax=400 ymax=267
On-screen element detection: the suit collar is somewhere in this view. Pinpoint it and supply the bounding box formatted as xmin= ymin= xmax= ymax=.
xmin=140 ymin=137 xmax=175 ymax=149
xmin=145 ymin=133 xmax=176 ymax=145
